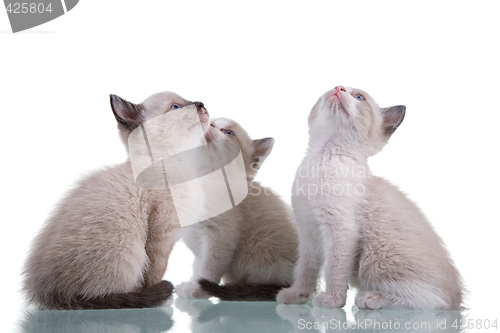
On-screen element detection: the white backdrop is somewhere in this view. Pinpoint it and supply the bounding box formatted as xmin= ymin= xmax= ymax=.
xmin=2 ymin=1 xmax=499 ymax=331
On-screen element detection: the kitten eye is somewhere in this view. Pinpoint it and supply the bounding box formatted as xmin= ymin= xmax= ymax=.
xmin=221 ymin=129 xmax=234 ymax=136
xmin=354 ymin=94 xmax=365 ymax=101
xmin=170 ymin=104 xmax=181 ymax=110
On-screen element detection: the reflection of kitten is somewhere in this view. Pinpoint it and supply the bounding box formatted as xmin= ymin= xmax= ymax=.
xmin=278 ymin=86 xmax=463 ymax=310
xmin=276 ymin=305 xmax=347 ymax=333
xmin=22 ymin=92 xmax=210 ymax=309
xmin=20 ymin=308 xmax=174 ymax=333
xmin=176 ymin=118 xmax=298 ymax=301
xmin=175 ymin=298 xmax=295 ymax=333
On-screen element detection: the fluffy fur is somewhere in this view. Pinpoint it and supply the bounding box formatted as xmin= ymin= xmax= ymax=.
xmin=176 ymin=118 xmax=298 ymax=301
xmin=277 ymin=86 xmax=463 ymax=310
xmin=22 ymin=91 xmax=210 ymax=309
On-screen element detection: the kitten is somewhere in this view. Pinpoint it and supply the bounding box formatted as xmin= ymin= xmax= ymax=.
xmin=22 ymin=91 xmax=210 ymax=309
xmin=176 ymin=118 xmax=298 ymax=301
xmin=277 ymin=86 xmax=463 ymax=310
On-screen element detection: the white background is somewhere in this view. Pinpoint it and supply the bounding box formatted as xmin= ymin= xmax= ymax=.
xmin=1 ymin=1 xmax=499 ymax=331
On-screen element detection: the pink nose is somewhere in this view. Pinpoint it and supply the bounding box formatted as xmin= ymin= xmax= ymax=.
xmin=335 ymin=85 xmax=346 ymax=93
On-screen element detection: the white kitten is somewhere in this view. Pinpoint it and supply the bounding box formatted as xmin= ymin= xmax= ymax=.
xmin=176 ymin=118 xmax=298 ymax=301
xmin=277 ymin=86 xmax=463 ymax=310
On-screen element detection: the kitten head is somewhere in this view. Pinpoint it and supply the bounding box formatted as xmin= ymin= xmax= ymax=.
xmin=110 ymin=91 xmax=210 ymax=146
xmin=308 ymin=86 xmax=405 ymax=156
xmin=205 ymin=118 xmax=274 ymax=180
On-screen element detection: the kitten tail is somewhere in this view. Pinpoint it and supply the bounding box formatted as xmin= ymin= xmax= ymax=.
xmin=198 ymin=279 xmax=285 ymax=301
xmin=39 ymin=280 xmax=173 ymax=310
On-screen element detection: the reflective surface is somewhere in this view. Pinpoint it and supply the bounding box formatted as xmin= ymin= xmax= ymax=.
xmin=17 ymin=296 xmax=468 ymax=333
xmin=18 ymin=307 xmax=174 ymax=333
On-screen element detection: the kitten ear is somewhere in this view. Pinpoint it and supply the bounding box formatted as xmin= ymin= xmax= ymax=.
xmin=110 ymin=94 xmax=145 ymax=130
xmin=382 ymin=105 xmax=406 ymax=135
xmin=251 ymin=137 xmax=275 ymax=169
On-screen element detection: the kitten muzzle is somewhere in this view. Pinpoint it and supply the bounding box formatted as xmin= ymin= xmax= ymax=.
xmin=194 ymin=101 xmax=209 ymax=123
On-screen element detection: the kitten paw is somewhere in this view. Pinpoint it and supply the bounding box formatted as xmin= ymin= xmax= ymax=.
xmin=175 ymin=281 xmax=209 ymax=299
xmin=276 ymin=287 xmax=312 ymax=304
xmin=355 ymin=291 xmax=389 ymax=310
xmin=312 ymin=292 xmax=346 ymax=308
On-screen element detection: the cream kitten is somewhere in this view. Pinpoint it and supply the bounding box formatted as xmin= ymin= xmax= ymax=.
xmin=176 ymin=118 xmax=298 ymax=301
xmin=277 ymin=86 xmax=463 ymax=310
xmin=22 ymin=91 xmax=210 ymax=309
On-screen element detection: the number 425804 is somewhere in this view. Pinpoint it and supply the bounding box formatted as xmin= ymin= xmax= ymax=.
xmin=6 ymin=3 xmax=53 ymax=14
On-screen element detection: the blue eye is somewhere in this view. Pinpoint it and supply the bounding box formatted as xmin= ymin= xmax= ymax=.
xmin=222 ymin=129 xmax=234 ymax=136
xmin=170 ymin=104 xmax=181 ymax=110
xmin=354 ymin=94 xmax=365 ymax=101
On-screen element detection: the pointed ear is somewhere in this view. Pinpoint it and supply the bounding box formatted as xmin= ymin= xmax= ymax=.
xmin=382 ymin=105 xmax=406 ymax=135
xmin=110 ymin=94 xmax=145 ymax=130
xmin=251 ymin=137 xmax=275 ymax=169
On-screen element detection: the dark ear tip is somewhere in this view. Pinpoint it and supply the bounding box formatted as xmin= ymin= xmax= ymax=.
xmin=109 ymin=94 xmax=119 ymax=107
xmin=109 ymin=94 xmax=121 ymax=102
xmin=258 ymin=137 xmax=275 ymax=148
xmin=264 ymin=137 xmax=275 ymax=143
xmin=253 ymin=137 xmax=275 ymax=145
xmin=388 ymin=105 xmax=406 ymax=112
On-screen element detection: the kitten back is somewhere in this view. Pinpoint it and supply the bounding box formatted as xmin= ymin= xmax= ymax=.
xmin=198 ymin=279 xmax=286 ymax=302
xmin=37 ymin=280 xmax=173 ymax=310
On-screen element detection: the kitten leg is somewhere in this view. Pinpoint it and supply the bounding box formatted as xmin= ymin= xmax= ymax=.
xmin=143 ymin=213 xmax=180 ymax=287
xmin=176 ymin=253 xmax=211 ymax=299
xmin=277 ymin=220 xmax=323 ymax=304
xmin=177 ymin=226 xmax=237 ymax=299
xmin=176 ymin=227 xmax=210 ymax=299
xmin=312 ymin=222 xmax=358 ymax=308
xmin=180 ymin=226 xmax=204 ymax=281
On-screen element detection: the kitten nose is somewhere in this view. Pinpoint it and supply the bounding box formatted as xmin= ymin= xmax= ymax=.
xmin=194 ymin=101 xmax=205 ymax=109
xmin=335 ymin=86 xmax=346 ymax=93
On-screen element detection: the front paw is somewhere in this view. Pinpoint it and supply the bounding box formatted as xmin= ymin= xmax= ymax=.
xmin=355 ymin=291 xmax=389 ymax=310
xmin=276 ymin=287 xmax=312 ymax=305
xmin=312 ymin=292 xmax=346 ymax=308
xmin=175 ymin=281 xmax=209 ymax=299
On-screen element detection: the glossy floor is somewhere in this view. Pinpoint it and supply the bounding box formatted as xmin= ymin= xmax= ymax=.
xmin=16 ymin=297 xmax=468 ymax=333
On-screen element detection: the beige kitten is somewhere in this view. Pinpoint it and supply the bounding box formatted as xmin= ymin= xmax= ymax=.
xmin=277 ymin=86 xmax=463 ymax=310
xmin=176 ymin=118 xmax=298 ymax=301
xmin=22 ymin=92 xmax=210 ymax=309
